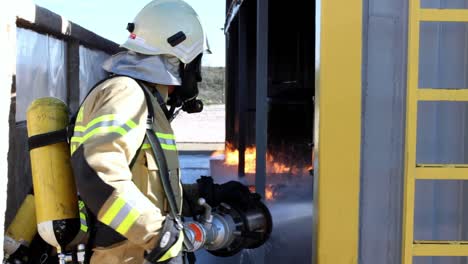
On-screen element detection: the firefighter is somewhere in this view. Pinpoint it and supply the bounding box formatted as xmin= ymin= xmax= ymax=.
xmin=69 ymin=0 xmax=251 ymax=263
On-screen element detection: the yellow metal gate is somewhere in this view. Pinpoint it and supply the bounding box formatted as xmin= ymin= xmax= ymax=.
xmin=402 ymin=1 xmax=468 ymax=263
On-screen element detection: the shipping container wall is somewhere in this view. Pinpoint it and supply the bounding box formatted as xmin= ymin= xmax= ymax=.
xmin=414 ymin=1 xmax=468 ymax=263
xmin=360 ymin=0 xmax=468 ymax=264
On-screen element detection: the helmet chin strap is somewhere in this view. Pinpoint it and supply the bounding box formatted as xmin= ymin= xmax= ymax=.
xmin=155 ymin=84 xmax=170 ymax=103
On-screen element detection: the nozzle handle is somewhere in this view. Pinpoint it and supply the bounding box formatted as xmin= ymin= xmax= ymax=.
xmin=198 ymin=198 xmax=213 ymax=224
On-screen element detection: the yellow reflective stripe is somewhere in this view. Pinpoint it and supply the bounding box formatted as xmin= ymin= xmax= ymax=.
xmin=161 ymin=144 xmax=177 ymax=151
xmin=76 ymin=107 xmax=84 ymax=123
xmin=71 ymin=137 xmax=81 ymax=143
xmin=157 ymin=231 xmax=184 ymax=262
xmin=87 ymin=114 xmax=118 ymax=128
xmin=80 ymin=225 xmax=88 ymax=232
xmin=141 ymin=133 xmax=176 ymax=151
xmin=82 ymin=126 xmax=128 ymax=141
xmin=156 ymin=132 xmax=176 ymax=140
xmin=70 ymin=144 xmax=77 ymax=155
xmin=71 ymin=126 xmax=128 ymax=144
xmin=100 ymin=197 xmax=126 ymax=225
xmin=115 ymin=209 xmax=140 ymax=235
xmin=126 ymin=119 xmax=137 ymax=129
xmin=142 ymin=143 xmax=151 ymax=150
xmin=75 ymin=115 xmax=137 ymax=132
xmin=74 ymin=126 xmax=86 ymax=132
xmin=78 ymin=200 xmax=85 ymax=210
xmin=79 ymin=212 xmax=88 ymax=232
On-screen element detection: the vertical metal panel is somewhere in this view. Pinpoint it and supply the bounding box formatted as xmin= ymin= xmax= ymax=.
xmin=359 ymin=0 xmax=408 ymax=263
xmin=3 ymin=7 xmax=17 ymax=232
xmin=255 ymin=0 xmax=268 ymax=201
xmin=6 ymin=77 xmax=17 ymax=227
xmin=402 ymin=0 xmax=421 ymax=263
xmin=225 ymin=15 xmax=239 ymax=145
xmin=67 ymin=40 xmax=80 ymax=113
xmin=238 ymin=7 xmax=248 ymax=177
xmin=224 ymin=0 xmax=231 ymax=146
xmin=314 ymin=0 xmax=362 ymax=263
xmin=6 ymin=123 xmax=31 ymax=227
xmin=255 ymin=2 xmax=268 ymax=263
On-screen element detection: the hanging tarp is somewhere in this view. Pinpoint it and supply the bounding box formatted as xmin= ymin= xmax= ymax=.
xmin=79 ymin=46 xmax=109 ymax=102
xmin=16 ymin=28 xmax=66 ymax=122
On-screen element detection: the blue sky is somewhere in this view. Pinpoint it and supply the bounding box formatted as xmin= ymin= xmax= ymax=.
xmin=33 ymin=0 xmax=226 ymax=66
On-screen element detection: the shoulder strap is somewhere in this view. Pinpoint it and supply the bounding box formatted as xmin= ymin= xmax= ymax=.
xmin=138 ymin=82 xmax=199 ymax=252
xmin=139 ymin=83 xmax=196 ymax=251
xmin=137 ymin=83 xmax=182 ymax=224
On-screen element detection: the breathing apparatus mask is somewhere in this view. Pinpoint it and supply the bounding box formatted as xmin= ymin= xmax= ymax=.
xmin=165 ymin=53 xmax=204 ymax=120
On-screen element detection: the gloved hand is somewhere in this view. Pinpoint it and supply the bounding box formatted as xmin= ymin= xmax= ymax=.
xmin=196 ymin=176 xmax=253 ymax=210
xmin=145 ymin=217 xmax=184 ymax=264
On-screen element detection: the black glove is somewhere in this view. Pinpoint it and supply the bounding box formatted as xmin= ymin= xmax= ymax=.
xmin=196 ymin=176 xmax=253 ymax=210
xmin=145 ymin=217 xmax=183 ymax=263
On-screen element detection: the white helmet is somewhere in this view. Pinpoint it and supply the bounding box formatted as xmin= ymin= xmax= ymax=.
xmin=121 ymin=0 xmax=208 ymax=64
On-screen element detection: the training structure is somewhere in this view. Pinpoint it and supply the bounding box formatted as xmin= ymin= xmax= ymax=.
xmin=6 ymin=4 xmax=118 ymax=227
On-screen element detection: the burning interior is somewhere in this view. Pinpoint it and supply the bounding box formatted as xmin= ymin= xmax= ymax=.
xmin=219 ymin=0 xmax=314 ymax=195
xmin=205 ymin=1 xmax=315 ymax=263
xmin=210 ymin=143 xmax=313 ymax=201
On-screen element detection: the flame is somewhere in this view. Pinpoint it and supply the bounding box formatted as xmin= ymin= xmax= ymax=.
xmin=249 ymin=185 xmax=275 ymax=201
xmin=212 ymin=143 xmax=312 ymax=175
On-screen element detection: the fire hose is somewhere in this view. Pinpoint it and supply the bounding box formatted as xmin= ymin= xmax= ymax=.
xmin=183 ymin=195 xmax=272 ymax=257
xmin=4 ymin=193 xmax=272 ymax=264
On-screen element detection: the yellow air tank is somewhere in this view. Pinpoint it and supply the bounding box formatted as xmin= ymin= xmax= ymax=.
xmin=26 ymin=97 xmax=80 ymax=253
xmin=4 ymin=194 xmax=37 ymax=262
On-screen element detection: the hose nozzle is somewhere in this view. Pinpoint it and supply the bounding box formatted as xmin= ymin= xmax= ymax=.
xmin=198 ymin=198 xmax=213 ymax=225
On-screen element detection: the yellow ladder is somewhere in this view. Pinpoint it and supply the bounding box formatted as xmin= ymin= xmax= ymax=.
xmin=402 ymin=1 xmax=468 ymax=263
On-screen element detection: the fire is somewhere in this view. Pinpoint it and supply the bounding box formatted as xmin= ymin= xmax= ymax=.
xmin=211 ymin=143 xmax=313 ymax=175
xmin=249 ymin=185 xmax=275 ymax=201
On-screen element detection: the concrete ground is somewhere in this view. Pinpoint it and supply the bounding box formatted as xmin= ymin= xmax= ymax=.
xmin=172 ymin=104 xmax=225 ymax=152
xmin=179 ymin=151 xmax=313 ymax=264
xmin=180 ymin=155 xmax=313 ymax=264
